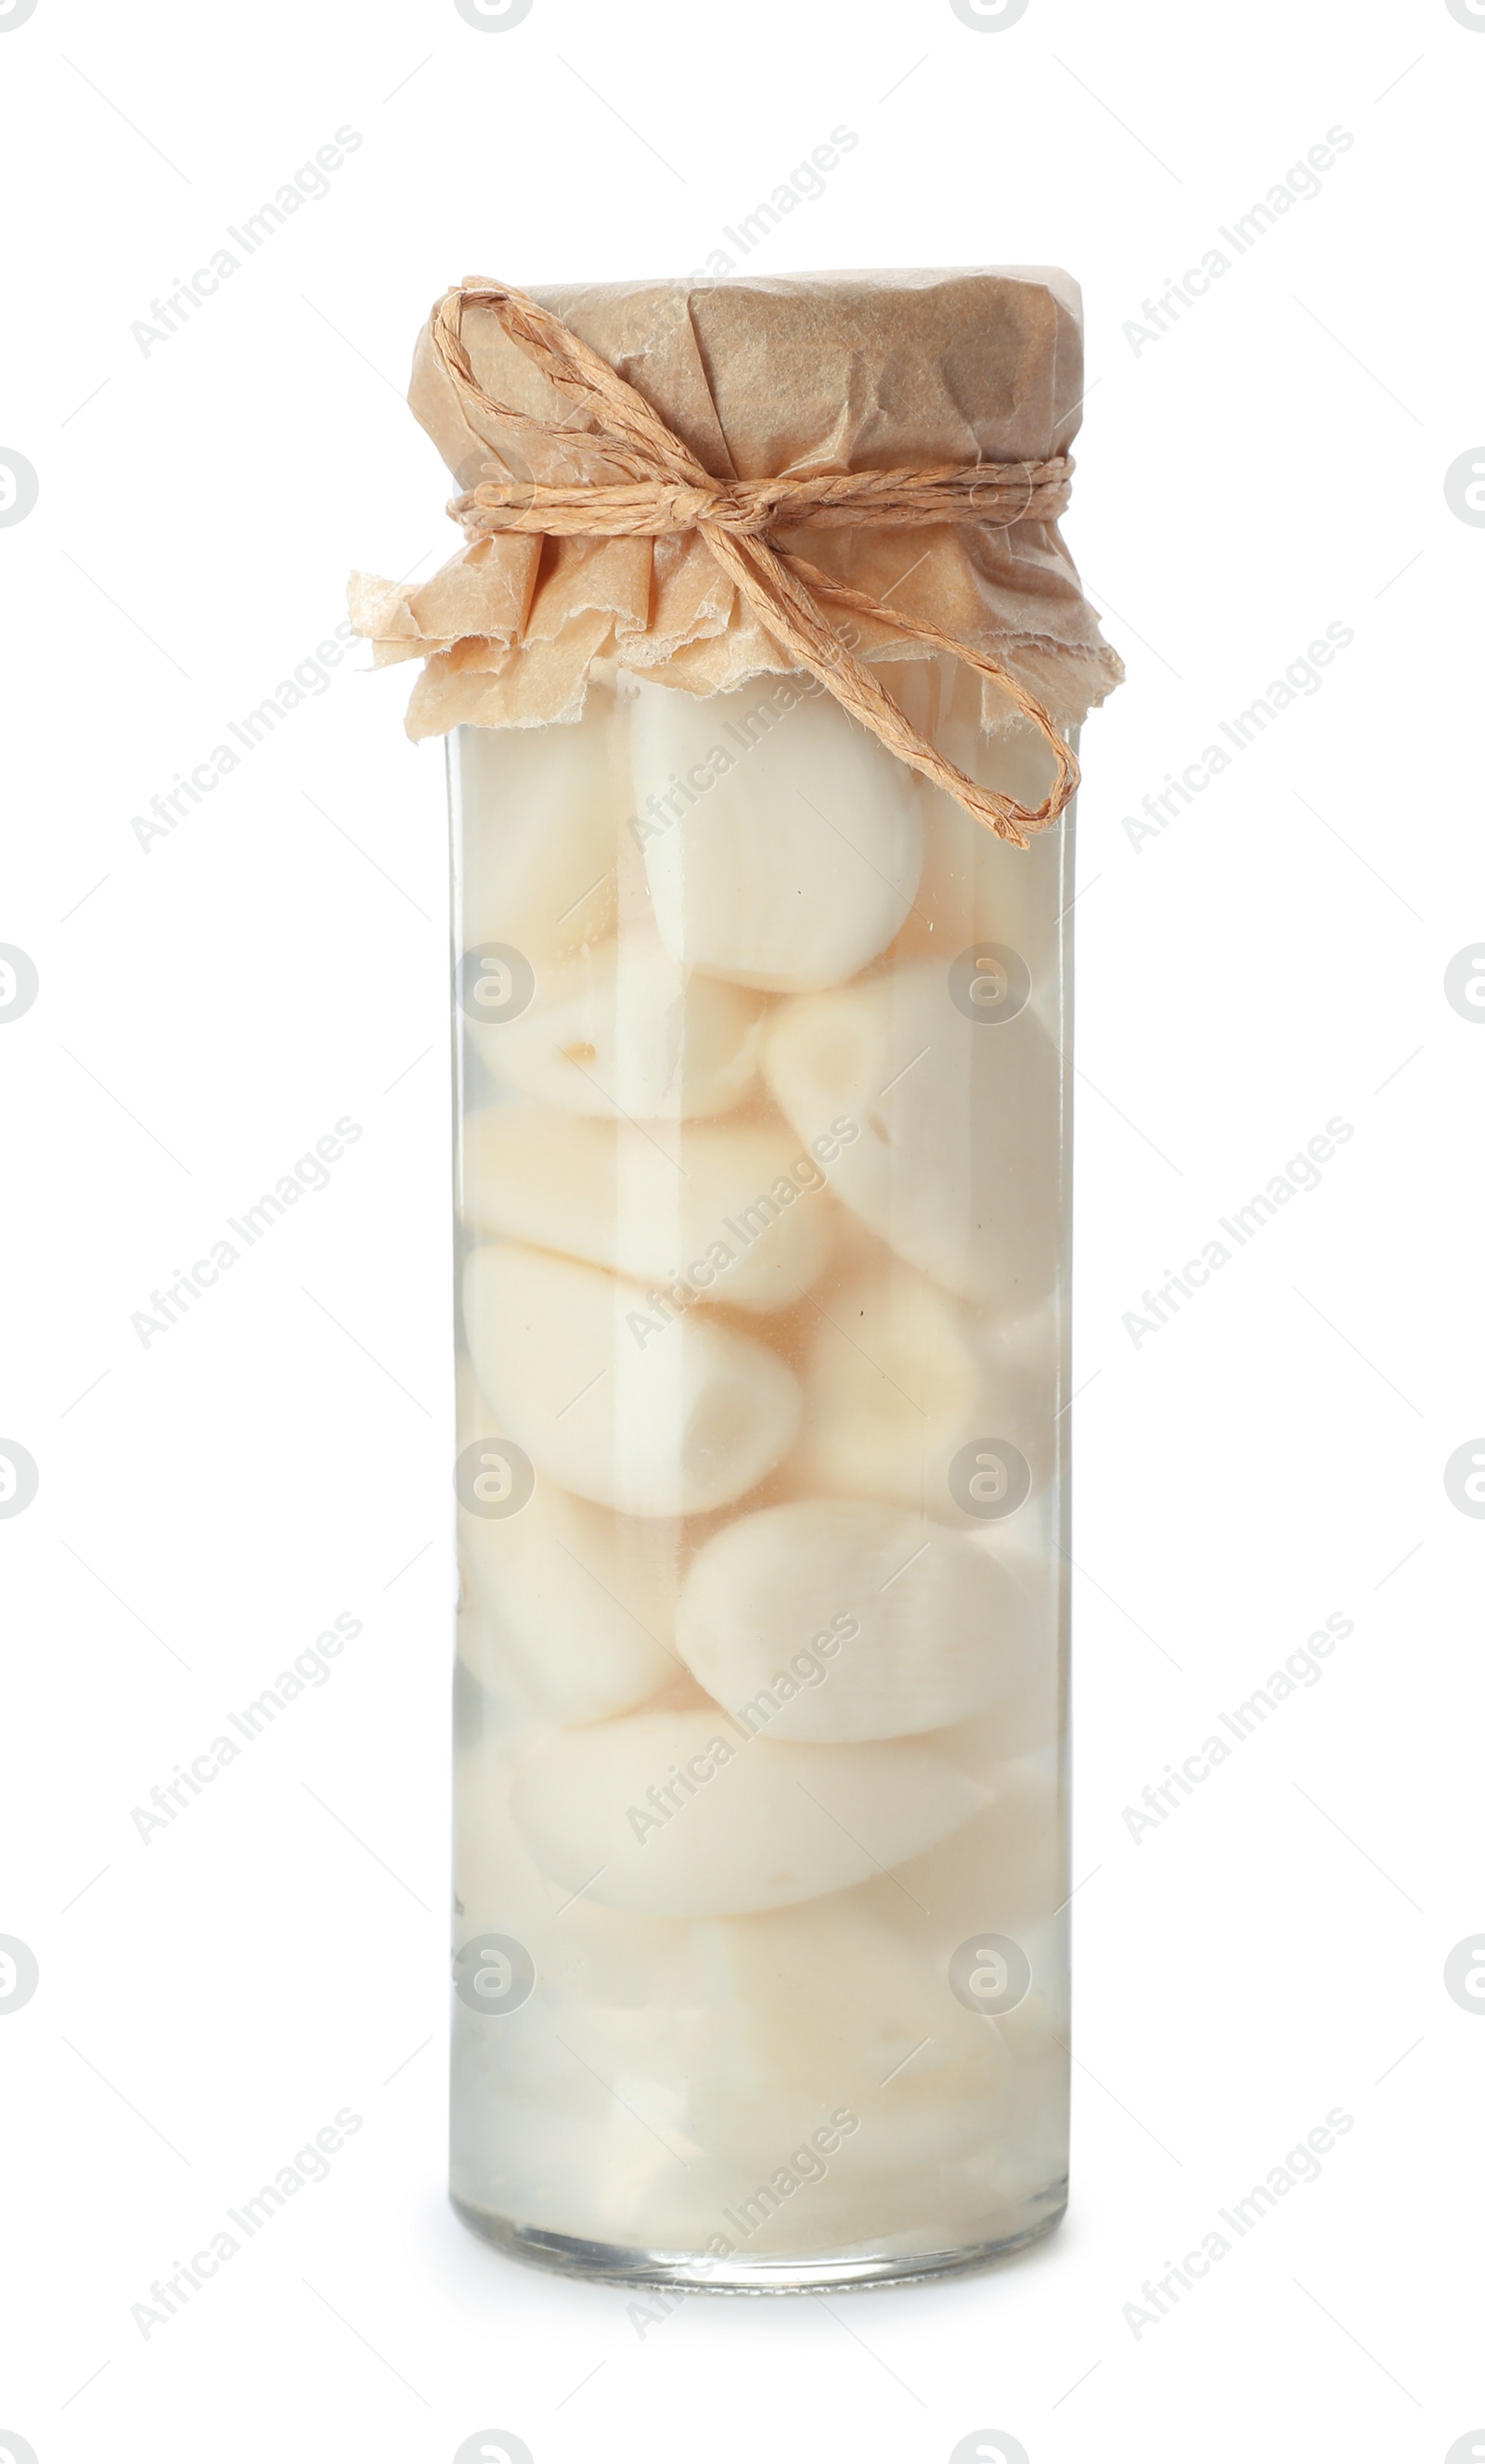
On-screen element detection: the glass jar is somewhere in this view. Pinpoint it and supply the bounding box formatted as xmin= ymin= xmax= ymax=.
xmin=446 ymin=652 xmax=1073 ymax=2290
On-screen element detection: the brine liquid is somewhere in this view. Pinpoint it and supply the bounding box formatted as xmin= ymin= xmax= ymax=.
xmin=448 ymin=658 xmax=1072 ymax=2287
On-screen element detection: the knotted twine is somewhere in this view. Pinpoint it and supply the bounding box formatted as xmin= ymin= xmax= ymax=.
xmin=431 ymin=279 xmax=1082 ymax=847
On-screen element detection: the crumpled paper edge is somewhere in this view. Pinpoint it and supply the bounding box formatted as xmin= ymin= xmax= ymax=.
xmin=347 ymin=547 xmax=1125 ymax=740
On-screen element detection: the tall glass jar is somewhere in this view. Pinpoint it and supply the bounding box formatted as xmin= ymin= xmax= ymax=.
xmin=447 ymin=653 xmax=1074 ymax=2290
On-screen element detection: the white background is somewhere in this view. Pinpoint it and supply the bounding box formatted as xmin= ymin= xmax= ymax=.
xmin=1 ymin=1 xmax=1482 ymax=2458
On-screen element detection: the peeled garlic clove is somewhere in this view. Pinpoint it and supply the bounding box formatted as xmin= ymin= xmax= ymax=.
xmin=460 ymin=1478 xmax=682 ymax=1724
xmin=463 ymin=1242 xmax=802 ymax=1516
xmin=934 ymin=1678 xmax=1061 ymax=1770
xmin=690 ymin=1895 xmax=1017 ymax=2167
xmin=763 ymin=961 xmax=1060 ymax=1306
xmin=455 ymin=1735 xmax=698 ymax=2003
xmin=631 ymin=677 xmax=923 ymax=992
xmin=510 ymin=1706 xmax=982 ymax=1916
xmin=460 ymin=1105 xmax=834 ymax=1315
xmin=791 ymin=1246 xmax=1054 ymax=1524
xmin=455 ymin=694 xmax=625 ymax=962
xmin=790 ymin=1257 xmax=991 ymax=1507
xmin=675 ymin=1499 xmax=1036 ymax=1743
xmin=470 ymin=929 xmax=766 ymax=1120
xmin=860 ymin=1759 xmax=1066 ymax=1944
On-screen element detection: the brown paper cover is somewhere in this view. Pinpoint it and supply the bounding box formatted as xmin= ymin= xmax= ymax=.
xmin=350 ymin=267 xmax=1123 ymax=736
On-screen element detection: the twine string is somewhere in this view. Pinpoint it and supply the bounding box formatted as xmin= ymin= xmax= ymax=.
xmin=429 ymin=278 xmax=1081 ymax=845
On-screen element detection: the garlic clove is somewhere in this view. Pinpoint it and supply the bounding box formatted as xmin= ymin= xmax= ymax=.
xmin=792 ymin=1255 xmax=983 ymax=1505
xmin=455 ymin=692 xmax=626 ymax=962
xmin=763 ymin=961 xmax=1060 ymax=1306
xmin=460 ymin=1477 xmax=683 ymax=1724
xmin=631 ymin=677 xmax=923 ymax=992
xmin=510 ymin=1705 xmax=982 ymax=1917
xmin=470 ymin=925 xmax=768 ymax=1120
xmin=463 ymin=1241 xmax=803 ymax=1516
xmin=459 ymin=1104 xmax=833 ymax=1314
xmin=675 ymin=1498 xmax=1038 ymax=1743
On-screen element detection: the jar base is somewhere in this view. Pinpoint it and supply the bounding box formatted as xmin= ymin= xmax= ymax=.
xmin=450 ymin=2187 xmax=1066 ymax=2294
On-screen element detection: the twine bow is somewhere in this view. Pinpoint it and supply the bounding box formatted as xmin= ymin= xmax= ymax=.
xmin=430 ymin=279 xmax=1082 ymax=845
